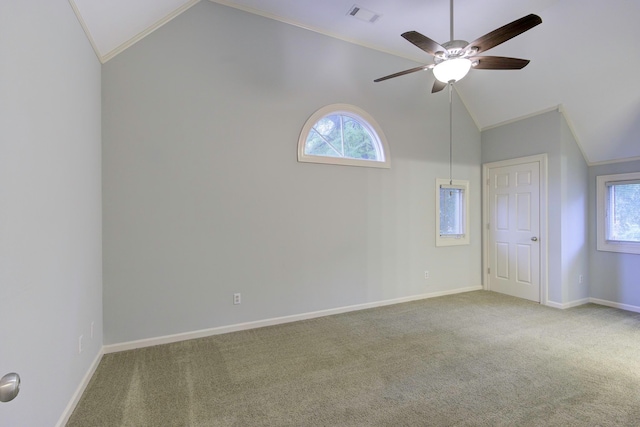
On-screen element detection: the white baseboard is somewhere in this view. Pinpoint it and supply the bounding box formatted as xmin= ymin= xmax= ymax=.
xmin=546 ymin=298 xmax=590 ymax=309
xmin=104 ymin=286 xmax=483 ymax=354
xmin=589 ymin=298 xmax=640 ymax=314
xmin=545 ymin=300 xmax=563 ymax=309
xmin=547 ymin=297 xmax=640 ymax=313
xmin=56 ymin=348 xmax=104 ymax=427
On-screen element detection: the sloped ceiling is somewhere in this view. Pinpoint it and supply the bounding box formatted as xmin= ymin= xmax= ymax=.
xmin=70 ymin=0 xmax=640 ymax=164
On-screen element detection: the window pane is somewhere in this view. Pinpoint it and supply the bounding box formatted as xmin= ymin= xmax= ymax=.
xmin=440 ymin=187 xmax=464 ymax=236
xmin=342 ymin=117 xmax=377 ymax=160
xmin=305 ymin=114 xmax=381 ymax=161
xmin=306 ymin=115 xmax=343 ymax=157
xmin=314 ymin=115 xmax=337 ymax=137
xmin=305 ymin=129 xmax=330 ymax=156
xmin=608 ymin=183 xmax=640 ymax=242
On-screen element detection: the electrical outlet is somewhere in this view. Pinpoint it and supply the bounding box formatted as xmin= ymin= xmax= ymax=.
xmin=233 ymin=293 xmax=241 ymax=305
xmin=90 ymin=321 xmax=95 ymax=339
xmin=78 ymin=335 xmax=84 ymax=354
xmin=424 ymin=271 xmax=430 ymax=279
xmin=579 ymin=274 xmax=584 ymax=284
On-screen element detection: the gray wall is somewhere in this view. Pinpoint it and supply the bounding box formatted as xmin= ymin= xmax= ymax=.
xmin=481 ymin=110 xmax=589 ymax=304
xmin=102 ymin=1 xmax=482 ymax=345
xmin=589 ymin=159 xmax=640 ymax=307
xmin=560 ymin=116 xmax=589 ymax=303
xmin=0 ymin=1 xmax=102 ymax=426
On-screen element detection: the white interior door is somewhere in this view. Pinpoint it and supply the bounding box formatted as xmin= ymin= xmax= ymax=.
xmin=487 ymin=160 xmax=541 ymax=302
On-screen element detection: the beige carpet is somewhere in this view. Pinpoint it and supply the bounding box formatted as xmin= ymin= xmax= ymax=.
xmin=67 ymin=291 xmax=640 ymax=426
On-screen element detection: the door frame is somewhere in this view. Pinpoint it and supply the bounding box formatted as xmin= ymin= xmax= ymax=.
xmin=482 ymin=154 xmax=549 ymax=305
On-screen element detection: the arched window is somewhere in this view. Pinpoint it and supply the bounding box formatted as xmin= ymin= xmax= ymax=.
xmin=298 ymin=104 xmax=390 ymax=168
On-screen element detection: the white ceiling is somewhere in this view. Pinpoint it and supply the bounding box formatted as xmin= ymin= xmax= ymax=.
xmin=70 ymin=0 xmax=640 ymax=164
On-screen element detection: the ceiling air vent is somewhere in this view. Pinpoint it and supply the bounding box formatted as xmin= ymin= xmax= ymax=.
xmin=347 ymin=5 xmax=381 ymax=23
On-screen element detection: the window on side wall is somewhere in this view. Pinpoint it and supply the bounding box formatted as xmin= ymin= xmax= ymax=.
xmin=298 ymin=104 xmax=390 ymax=168
xmin=436 ymin=179 xmax=470 ymax=246
xmin=597 ymin=172 xmax=640 ymax=254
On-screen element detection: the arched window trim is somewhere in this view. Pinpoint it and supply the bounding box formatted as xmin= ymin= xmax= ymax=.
xmin=297 ymin=104 xmax=391 ymax=169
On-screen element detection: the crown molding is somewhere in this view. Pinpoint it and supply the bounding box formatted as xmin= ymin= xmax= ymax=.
xmin=207 ymin=0 xmax=424 ymax=64
xmin=69 ymin=0 xmax=201 ymax=64
xmin=588 ymin=155 xmax=640 ymax=167
xmin=68 ymin=0 xmax=102 ymax=63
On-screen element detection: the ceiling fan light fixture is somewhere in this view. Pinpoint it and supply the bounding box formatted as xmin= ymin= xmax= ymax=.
xmin=433 ymin=58 xmax=472 ymax=83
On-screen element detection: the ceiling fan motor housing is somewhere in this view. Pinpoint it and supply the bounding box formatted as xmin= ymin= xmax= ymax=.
xmin=434 ymin=40 xmax=472 ymax=64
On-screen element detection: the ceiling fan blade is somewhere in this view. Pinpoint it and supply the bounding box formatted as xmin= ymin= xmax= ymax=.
xmin=432 ymin=80 xmax=447 ymax=93
xmin=374 ymin=65 xmax=433 ymax=83
xmin=402 ymin=31 xmax=446 ymax=56
xmin=470 ymin=56 xmax=530 ymax=70
xmin=465 ymin=14 xmax=542 ymax=54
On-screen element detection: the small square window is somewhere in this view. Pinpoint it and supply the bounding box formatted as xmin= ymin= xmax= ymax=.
xmin=597 ymin=172 xmax=640 ymax=254
xmin=606 ymin=182 xmax=640 ymax=242
xmin=440 ymin=187 xmax=465 ymax=236
xmin=436 ymin=179 xmax=469 ymax=246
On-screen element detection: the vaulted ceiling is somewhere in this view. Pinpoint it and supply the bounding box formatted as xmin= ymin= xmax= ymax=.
xmin=70 ymin=0 xmax=640 ymax=164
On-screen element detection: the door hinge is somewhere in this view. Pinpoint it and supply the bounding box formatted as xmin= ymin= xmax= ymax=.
xmin=487 ymin=267 xmax=491 ymax=274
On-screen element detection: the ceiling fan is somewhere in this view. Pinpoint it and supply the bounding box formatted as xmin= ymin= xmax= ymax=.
xmin=374 ymin=0 xmax=542 ymax=92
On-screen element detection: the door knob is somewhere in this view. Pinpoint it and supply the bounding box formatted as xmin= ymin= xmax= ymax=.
xmin=0 ymin=373 xmax=20 ymax=403
xmin=531 ymin=237 xmax=538 ymax=241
